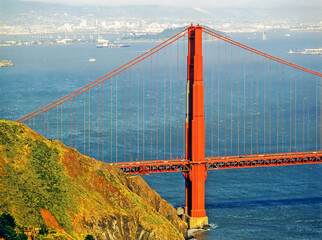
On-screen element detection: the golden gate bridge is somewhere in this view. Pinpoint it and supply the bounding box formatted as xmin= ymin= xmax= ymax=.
xmin=16 ymin=25 xmax=322 ymax=228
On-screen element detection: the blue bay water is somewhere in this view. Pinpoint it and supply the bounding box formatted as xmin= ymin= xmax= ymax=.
xmin=0 ymin=30 xmax=321 ymax=239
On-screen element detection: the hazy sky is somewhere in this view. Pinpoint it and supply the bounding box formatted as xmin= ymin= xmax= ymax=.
xmin=21 ymin=0 xmax=322 ymax=8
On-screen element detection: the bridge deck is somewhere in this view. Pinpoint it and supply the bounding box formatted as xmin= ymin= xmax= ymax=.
xmin=110 ymin=151 xmax=322 ymax=175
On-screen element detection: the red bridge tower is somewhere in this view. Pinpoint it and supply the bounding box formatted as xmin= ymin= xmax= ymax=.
xmin=184 ymin=24 xmax=208 ymax=228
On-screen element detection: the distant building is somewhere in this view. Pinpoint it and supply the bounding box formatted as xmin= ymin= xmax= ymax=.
xmin=80 ymin=19 xmax=87 ymax=28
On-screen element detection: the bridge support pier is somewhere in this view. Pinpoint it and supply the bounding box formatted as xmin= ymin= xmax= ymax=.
xmin=183 ymin=164 xmax=208 ymax=228
xmin=184 ymin=24 xmax=208 ymax=229
xmin=186 ymin=215 xmax=209 ymax=229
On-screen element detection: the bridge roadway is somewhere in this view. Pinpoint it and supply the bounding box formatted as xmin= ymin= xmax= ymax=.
xmin=110 ymin=151 xmax=322 ymax=175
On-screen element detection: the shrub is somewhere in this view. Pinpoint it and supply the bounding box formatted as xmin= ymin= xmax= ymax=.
xmin=0 ymin=212 xmax=27 ymax=240
xmin=0 ymin=212 xmax=16 ymax=229
xmin=85 ymin=234 xmax=95 ymax=240
xmin=39 ymin=224 xmax=49 ymax=235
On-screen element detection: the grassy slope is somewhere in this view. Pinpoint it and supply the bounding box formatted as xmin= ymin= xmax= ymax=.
xmin=0 ymin=120 xmax=186 ymax=240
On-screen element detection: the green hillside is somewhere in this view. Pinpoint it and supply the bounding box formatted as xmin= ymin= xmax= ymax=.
xmin=0 ymin=120 xmax=187 ymax=239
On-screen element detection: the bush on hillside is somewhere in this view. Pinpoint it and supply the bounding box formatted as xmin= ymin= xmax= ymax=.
xmin=0 ymin=212 xmax=28 ymax=240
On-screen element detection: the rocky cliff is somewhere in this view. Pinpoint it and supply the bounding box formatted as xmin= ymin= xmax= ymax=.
xmin=0 ymin=120 xmax=187 ymax=239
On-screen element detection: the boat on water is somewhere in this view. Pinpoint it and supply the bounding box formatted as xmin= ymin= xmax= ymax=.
xmin=96 ymin=43 xmax=130 ymax=48
xmin=89 ymin=59 xmax=96 ymax=62
xmin=288 ymin=48 xmax=322 ymax=55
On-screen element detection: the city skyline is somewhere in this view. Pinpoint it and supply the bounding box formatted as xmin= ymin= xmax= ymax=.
xmin=1 ymin=0 xmax=321 ymax=36
xmin=20 ymin=0 xmax=322 ymax=8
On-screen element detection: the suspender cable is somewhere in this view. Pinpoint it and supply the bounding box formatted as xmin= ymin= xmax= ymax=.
xmin=316 ymin=76 xmax=318 ymax=150
xmin=269 ymin=60 xmax=272 ymax=152
xmin=294 ymin=70 xmax=297 ymax=150
xmin=124 ymin=71 xmax=126 ymax=162
xmin=319 ymin=77 xmax=322 ymax=149
xmin=290 ymin=68 xmax=292 ymax=151
xmin=47 ymin=111 xmax=49 ymax=139
xmin=97 ymin=85 xmax=100 ymax=160
xmin=156 ymin=52 xmax=159 ymax=160
xmin=75 ymin=97 xmax=76 ymax=149
xmin=243 ymin=50 xmax=246 ymax=154
xmin=224 ymin=42 xmax=227 ymax=156
xmin=70 ymin=100 xmax=72 ymax=146
xmin=43 ymin=112 xmax=45 ymax=137
xmin=256 ymin=55 xmax=259 ymax=153
xmin=170 ymin=45 xmax=172 ymax=159
xmin=282 ymin=65 xmax=284 ymax=152
xmin=142 ymin=62 xmax=145 ymax=161
xmin=111 ymin=79 xmax=113 ymax=162
xmin=137 ymin=65 xmax=140 ymax=161
xmin=211 ymin=37 xmax=214 ymax=157
xmin=218 ymin=38 xmax=220 ymax=155
xmin=57 ymin=106 xmax=58 ymax=139
xmin=102 ymin=84 xmax=104 ymax=162
xmin=277 ymin=63 xmax=279 ymax=152
xmin=177 ymin=40 xmax=179 ymax=158
xmin=84 ymin=92 xmax=85 ymax=155
xmin=250 ymin=53 xmax=253 ymax=154
xmin=129 ymin=69 xmax=131 ymax=161
xmin=303 ymin=72 xmax=305 ymax=151
xmin=33 ymin=118 xmax=35 ymax=131
xmin=164 ymin=49 xmax=166 ymax=159
xmin=116 ymin=75 xmax=118 ymax=162
xmin=307 ymin=75 xmax=309 ymax=150
xmin=264 ymin=58 xmax=266 ymax=153
xmin=61 ymin=104 xmax=62 ymax=141
xmin=237 ymin=47 xmax=240 ymax=155
xmin=230 ymin=44 xmax=233 ymax=155
xmin=183 ymin=35 xmax=186 ymax=157
xmin=89 ymin=89 xmax=91 ymax=157
xmin=151 ymin=56 xmax=153 ymax=160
